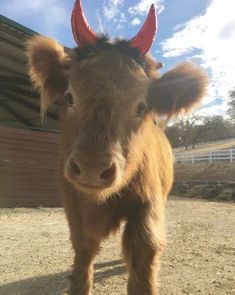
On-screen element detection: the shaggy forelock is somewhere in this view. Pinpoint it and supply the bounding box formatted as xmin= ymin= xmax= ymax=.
xmin=73 ymin=35 xmax=145 ymax=65
xmin=69 ymin=50 xmax=149 ymax=111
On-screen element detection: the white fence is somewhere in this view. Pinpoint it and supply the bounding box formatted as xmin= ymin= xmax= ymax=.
xmin=175 ymin=149 xmax=235 ymax=164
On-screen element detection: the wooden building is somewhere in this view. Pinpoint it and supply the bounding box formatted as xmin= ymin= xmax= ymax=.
xmin=0 ymin=15 xmax=61 ymax=207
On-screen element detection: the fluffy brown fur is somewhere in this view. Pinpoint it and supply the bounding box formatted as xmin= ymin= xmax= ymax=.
xmin=148 ymin=62 xmax=208 ymax=116
xmin=27 ymin=36 xmax=71 ymax=113
xmin=27 ymin=35 xmax=207 ymax=295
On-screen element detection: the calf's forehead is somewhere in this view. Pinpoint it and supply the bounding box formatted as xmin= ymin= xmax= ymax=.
xmin=68 ymin=52 xmax=149 ymax=105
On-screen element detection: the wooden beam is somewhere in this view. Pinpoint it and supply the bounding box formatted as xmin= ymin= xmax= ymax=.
xmin=2 ymin=84 xmax=40 ymax=100
xmin=0 ymin=35 xmax=25 ymax=50
xmin=0 ymin=65 xmax=25 ymax=77
xmin=0 ymin=75 xmax=31 ymax=86
xmin=0 ymin=90 xmax=58 ymax=121
xmin=0 ymin=96 xmax=10 ymax=105
xmin=0 ymin=51 xmax=26 ymax=65
xmin=0 ymin=55 xmax=26 ymax=73
xmin=0 ymin=103 xmax=33 ymax=126
xmin=0 ymin=15 xmax=37 ymax=37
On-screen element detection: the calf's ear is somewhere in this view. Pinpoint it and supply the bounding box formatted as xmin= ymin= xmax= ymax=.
xmin=147 ymin=62 xmax=207 ymax=116
xmin=27 ymin=36 xmax=71 ymax=113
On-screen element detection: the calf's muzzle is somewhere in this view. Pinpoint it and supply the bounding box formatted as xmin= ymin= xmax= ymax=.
xmin=65 ymin=152 xmax=121 ymax=190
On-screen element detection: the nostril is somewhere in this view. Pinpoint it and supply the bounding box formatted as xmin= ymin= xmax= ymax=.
xmin=71 ymin=159 xmax=81 ymax=176
xmin=100 ymin=163 xmax=116 ymax=181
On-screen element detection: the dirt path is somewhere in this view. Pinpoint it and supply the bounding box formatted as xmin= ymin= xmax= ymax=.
xmin=0 ymin=197 xmax=234 ymax=295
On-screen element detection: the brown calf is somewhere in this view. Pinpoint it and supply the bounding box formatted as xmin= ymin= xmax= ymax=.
xmin=27 ymin=6 xmax=207 ymax=294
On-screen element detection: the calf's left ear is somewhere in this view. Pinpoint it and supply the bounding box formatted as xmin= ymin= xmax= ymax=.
xmin=147 ymin=62 xmax=208 ymax=116
xmin=27 ymin=36 xmax=71 ymax=113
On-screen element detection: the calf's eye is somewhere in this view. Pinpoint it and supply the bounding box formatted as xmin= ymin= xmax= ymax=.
xmin=64 ymin=93 xmax=74 ymax=106
xmin=136 ymin=101 xmax=148 ymax=117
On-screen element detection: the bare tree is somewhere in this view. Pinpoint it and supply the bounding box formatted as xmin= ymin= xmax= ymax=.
xmin=176 ymin=112 xmax=203 ymax=150
xmin=191 ymin=126 xmax=212 ymax=149
xmin=227 ymin=88 xmax=235 ymax=124
xmin=166 ymin=115 xmax=234 ymax=149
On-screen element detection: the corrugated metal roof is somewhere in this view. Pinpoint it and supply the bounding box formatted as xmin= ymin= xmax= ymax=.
xmin=0 ymin=15 xmax=59 ymax=132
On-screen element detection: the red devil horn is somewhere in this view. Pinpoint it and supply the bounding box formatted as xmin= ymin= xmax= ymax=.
xmin=71 ymin=0 xmax=97 ymax=46
xmin=71 ymin=0 xmax=157 ymax=54
xmin=129 ymin=4 xmax=157 ymax=56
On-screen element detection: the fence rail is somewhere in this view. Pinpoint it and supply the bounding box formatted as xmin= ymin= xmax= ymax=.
xmin=175 ymin=149 xmax=235 ymax=164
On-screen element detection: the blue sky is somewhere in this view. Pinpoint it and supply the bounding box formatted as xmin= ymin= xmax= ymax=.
xmin=1 ymin=0 xmax=235 ymax=117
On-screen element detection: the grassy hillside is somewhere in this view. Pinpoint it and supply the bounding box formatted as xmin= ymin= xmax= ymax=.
xmin=174 ymin=163 xmax=235 ymax=183
xmin=174 ymin=139 xmax=235 ymax=154
xmin=173 ymin=163 xmax=235 ymax=201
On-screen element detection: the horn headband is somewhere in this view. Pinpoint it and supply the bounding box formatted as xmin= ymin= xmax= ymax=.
xmin=71 ymin=0 xmax=157 ymax=56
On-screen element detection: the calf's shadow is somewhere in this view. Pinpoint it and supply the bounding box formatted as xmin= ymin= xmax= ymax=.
xmin=0 ymin=259 xmax=126 ymax=295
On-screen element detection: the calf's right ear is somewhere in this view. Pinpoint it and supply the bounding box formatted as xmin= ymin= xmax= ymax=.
xmin=147 ymin=62 xmax=208 ymax=116
xmin=27 ymin=36 xmax=71 ymax=112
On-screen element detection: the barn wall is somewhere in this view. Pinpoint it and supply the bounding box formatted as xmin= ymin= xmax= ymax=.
xmin=0 ymin=126 xmax=61 ymax=207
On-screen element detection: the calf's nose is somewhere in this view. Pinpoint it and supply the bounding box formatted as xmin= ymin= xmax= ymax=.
xmin=100 ymin=163 xmax=116 ymax=182
xmin=69 ymin=158 xmax=117 ymax=186
xmin=70 ymin=159 xmax=81 ymax=176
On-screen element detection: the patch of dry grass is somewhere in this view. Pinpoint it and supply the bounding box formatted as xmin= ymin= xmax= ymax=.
xmin=174 ymin=162 xmax=235 ymax=183
xmin=174 ymin=139 xmax=235 ymax=154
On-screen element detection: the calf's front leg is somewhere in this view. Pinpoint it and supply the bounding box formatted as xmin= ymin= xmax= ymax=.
xmin=68 ymin=239 xmax=100 ymax=295
xmin=63 ymin=193 xmax=100 ymax=295
xmin=122 ymin=204 xmax=166 ymax=295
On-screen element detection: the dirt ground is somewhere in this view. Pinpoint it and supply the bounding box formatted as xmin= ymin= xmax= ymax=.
xmin=0 ymin=197 xmax=234 ymax=295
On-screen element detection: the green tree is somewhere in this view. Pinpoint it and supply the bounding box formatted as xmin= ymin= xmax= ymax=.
xmin=166 ymin=112 xmax=202 ymax=149
xmin=227 ymin=88 xmax=235 ymax=124
xmin=166 ymin=115 xmax=234 ymax=149
xmin=200 ymin=116 xmax=231 ymax=141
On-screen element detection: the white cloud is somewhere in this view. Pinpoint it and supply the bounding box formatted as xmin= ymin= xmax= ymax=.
xmin=103 ymin=0 xmax=124 ymax=21
xmin=131 ymin=17 xmax=141 ymax=26
xmin=202 ymin=102 xmax=228 ymax=117
xmin=112 ymin=0 xmax=123 ymax=5
xmin=160 ymin=0 xmax=235 ymax=116
xmin=128 ymin=0 xmax=165 ymax=16
xmin=0 ymin=0 xmax=70 ymax=38
xmin=116 ymin=13 xmax=127 ymax=30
